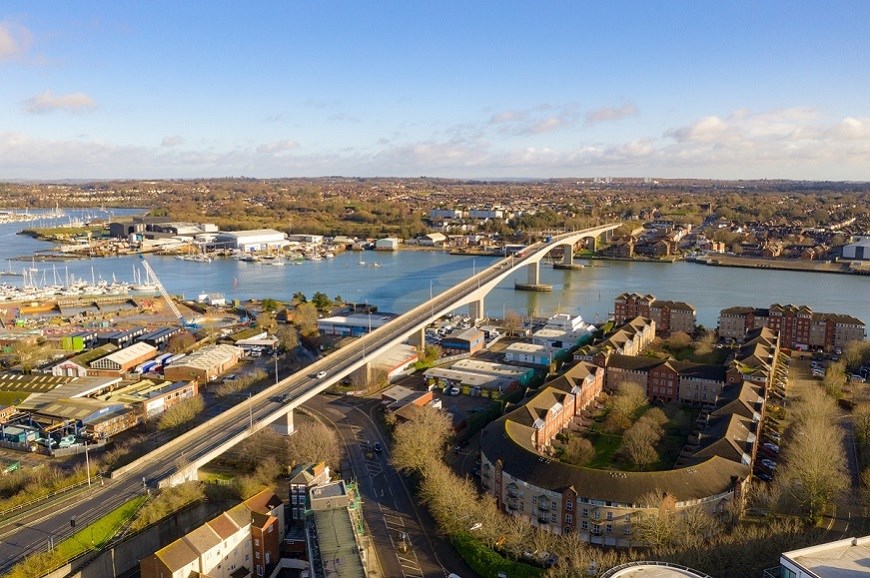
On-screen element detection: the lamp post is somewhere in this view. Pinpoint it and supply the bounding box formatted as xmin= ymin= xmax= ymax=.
xmin=84 ymin=442 xmax=91 ymax=487
xmin=248 ymin=393 xmax=253 ymax=430
xmin=273 ymin=353 xmax=279 ymax=386
xmin=429 ymin=280 xmax=434 ymax=318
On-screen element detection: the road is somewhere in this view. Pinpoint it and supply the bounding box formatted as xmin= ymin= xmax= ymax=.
xmin=0 ymin=224 xmax=617 ymax=571
xmin=308 ymin=395 xmax=476 ymax=578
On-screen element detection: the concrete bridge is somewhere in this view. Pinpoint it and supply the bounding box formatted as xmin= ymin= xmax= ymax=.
xmin=110 ymin=223 xmax=621 ymax=487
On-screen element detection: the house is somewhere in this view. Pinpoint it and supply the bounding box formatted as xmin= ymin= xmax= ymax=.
xmin=141 ymin=488 xmax=284 ymax=578
xmin=419 ymin=232 xmax=447 ymax=246
xmin=375 ymin=237 xmax=399 ymax=251
xmin=441 ymin=327 xmax=485 ymax=354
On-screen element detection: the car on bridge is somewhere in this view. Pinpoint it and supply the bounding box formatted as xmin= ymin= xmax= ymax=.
xmin=315 ymin=370 xmax=327 ymax=379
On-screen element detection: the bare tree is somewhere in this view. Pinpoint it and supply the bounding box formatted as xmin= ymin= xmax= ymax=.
xmin=157 ymin=395 xmax=205 ymax=431
xmin=292 ymin=302 xmax=320 ymax=337
xmin=502 ymin=309 xmax=524 ymax=336
xmin=274 ymin=324 xmax=299 ymax=351
xmin=390 ymin=405 xmax=452 ymax=475
xmin=286 ymin=420 xmax=342 ymax=469
xmin=854 ymin=404 xmax=870 ymax=447
xmin=563 ymin=437 xmax=595 ymax=466
xmin=778 ymin=410 xmax=849 ymax=520
xmin=167 ymin=332 xmax=196 ymax=353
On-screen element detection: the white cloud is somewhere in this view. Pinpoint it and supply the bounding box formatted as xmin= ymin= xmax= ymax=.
xmin=161 ymin=135 xmax=184 ymax=147
xmin=489 ymin=110 xmax=527 ymax=124
xmin=22 ymin=91 xmax=98 ymax=114
xmin=667 ymin=116 xmax=732 ymax=143
xmin=256 ymin=139 xmax=300 ymax=155
xmin=585 ymin=103 xmax=638 ymax=126
xmin=1 ymin=105 xmax=868 ymax=180
xmin=0 ymin=21 xmax=30 ymax=62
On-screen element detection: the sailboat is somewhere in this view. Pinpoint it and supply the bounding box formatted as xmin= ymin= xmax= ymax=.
xmin=131 ymin=266 xmax=159 ymax=292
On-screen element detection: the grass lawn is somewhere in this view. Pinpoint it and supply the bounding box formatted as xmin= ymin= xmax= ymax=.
xmin=0 ymin=391 xmax=29 ymax=405
xmin=586 ymin=431 xmax=623 ymax=469
xmin=56 ymin=495 xmax=147 ymax=559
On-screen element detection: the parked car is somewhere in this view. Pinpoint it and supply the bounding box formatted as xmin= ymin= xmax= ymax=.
xmin=446 ymin=386 xmax=461 ymax=396
xmin=756 ymin=472 xmax=773 ymax=482
xmin=763 ymin=442 xmax=780 ymax=453
xmin=373 ymin=442 xmax=383 ymax=453
xmin=315 ymin=370 xmax=327 ymax=379
xmin=761 ymin=458 xmax=777 ymax=470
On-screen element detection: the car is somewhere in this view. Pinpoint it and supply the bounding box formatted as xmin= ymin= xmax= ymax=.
xmin=446 ymin=386 xmax=461 ymax=396
xmin=373 ymin=442 xmax=383 ymax=453
xmin=761 ymin=458 xmax=777 ymax=470
xmin=315 ymin=370 xmax=327 ymax=379
xmin=755 ymin=472 xmax=773 ymax=482
xmin=763 ymin=442 xmax=780 ymax=453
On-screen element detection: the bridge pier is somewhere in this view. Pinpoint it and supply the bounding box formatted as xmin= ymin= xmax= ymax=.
xmin=514 ymin=260 xmax=552 ymax=292
xmin=553 ymin=242 xmax=584 ymax=270
xmin=468 ymin=298 xmax=485 ymax=322
xmin=271 ymin=408 xmax=295 ymax=435
xmin=407 ymin=328 xmax=425 ymax=349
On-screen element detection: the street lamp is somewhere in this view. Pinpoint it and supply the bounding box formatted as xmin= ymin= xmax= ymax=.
xmin=273 ymin=353 xmax=279 ymax=386
xmin=84 ymin=442 xmax=91 ymax=487
xmin=248 ymin=393 xmax=253 ymax=430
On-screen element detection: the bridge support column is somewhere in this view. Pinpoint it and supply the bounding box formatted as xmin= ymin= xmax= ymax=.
xmin=553 ymin=243 xmax=584 ymax=270
xmin=407 ymin=328 xmax=425 ymax=349
xmin=604 ymin=228 xmax=614 ymax=242
xmin=271 ymin=408 xmax=295 ymax=436
xmin=526 ymin=262 xmax=540 ymax=286
xmin=586 ymin=236 xmax=597 ymax=251
xmin=468 ymin=298 xmax=485 ymax=322
xmin=349 ymin=362 xmax=371 ymax=389
xmin=514 ymin=260 xmax=553 ymax=292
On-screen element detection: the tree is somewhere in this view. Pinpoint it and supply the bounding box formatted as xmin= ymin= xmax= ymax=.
xmin=776 ymin=391 xmax=849 ymax=521
xmin=292 ymin=302 xmax=320 ymax=337
xmin=167 ymin=332 xmax=196 ymax=353
xmin=286 ymin=419 xmax=342 ymax=469
xmin=664 ymin=331 xmax=693 ymax=352
xmin=854 ymin=404 xmax=870 ymax=447
xmin=311 ymin=291 xmax=332 ymax=311
xmin=273 ymin=324 xmax=299 ymax=352
xmin=261 ymin=298 xmax=280 ymax=312
xmin=822 ymin=361 xmax=848 ymax=398
xmin=502 ymin=310 xmax=524 ymax=336
xmin=620 ymin=417 xmax=662 ymax=469
xmin=390 ymin=406 xmax=452 ymax=475
xmin=157 ymin=396 xmax=205 ymax=431
xmin=563 ymin=437 xmax=595 ymax=466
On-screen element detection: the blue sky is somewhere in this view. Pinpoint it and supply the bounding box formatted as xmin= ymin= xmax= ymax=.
xmin=1 ymin=1 xmax=869 ymax=180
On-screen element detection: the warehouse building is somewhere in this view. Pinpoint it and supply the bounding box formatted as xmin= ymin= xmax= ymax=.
xmin=163 ymin=344 xmax=243 ymax=383
xmin=843 ymin=236 xmax=870 ymax=260
xmin=89 ymin=342 xmax=158 ymax=374
xmin=214 ymin=229 xmax=289 ymax=252
xmin=51 ymin=344 xmax=119 ymax=377
xmin=137 ymin=327 xmax=184 ymax=348
xmin=441 ymin=327 xmax=485 ymax=354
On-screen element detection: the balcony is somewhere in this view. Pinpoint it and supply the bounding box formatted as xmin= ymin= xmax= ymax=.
xmin=537 ymin=502 xmax=551 ymax=512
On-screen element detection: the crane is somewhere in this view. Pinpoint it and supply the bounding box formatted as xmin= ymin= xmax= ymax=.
xmin=137 ymin=255 xmax=189 ymax=327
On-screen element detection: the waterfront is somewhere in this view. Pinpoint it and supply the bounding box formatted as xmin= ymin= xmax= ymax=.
xmin=1 ymin=209 xmax=867 ymax=328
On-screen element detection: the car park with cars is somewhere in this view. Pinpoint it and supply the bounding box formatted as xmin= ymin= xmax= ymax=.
xmin=761 ymin=458 xmax=777 ymax=470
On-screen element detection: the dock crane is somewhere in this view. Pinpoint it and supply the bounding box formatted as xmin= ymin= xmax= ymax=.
xmin=137 ymin=255 xmax=194 ymax=328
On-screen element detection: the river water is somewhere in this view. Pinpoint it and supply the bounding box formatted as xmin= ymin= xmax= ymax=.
xmin=1 ymin=209 xmax=867 ymax=328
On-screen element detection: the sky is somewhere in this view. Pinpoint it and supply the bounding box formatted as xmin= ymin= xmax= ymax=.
xmin=1 ymin=1 xmax=869 ymax=180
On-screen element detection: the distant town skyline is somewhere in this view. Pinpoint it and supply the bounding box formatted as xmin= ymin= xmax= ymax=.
xmin=1 ymin=1 xmax=869 ymax=181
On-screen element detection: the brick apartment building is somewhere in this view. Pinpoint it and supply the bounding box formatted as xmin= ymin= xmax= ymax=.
xmin=614 ymin=293 xmax=696 ymax=336
xmin=718 ymin=304 xmax=865 ymax=351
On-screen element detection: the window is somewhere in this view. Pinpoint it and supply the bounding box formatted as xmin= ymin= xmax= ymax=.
xmin=254 ymin=538 xmax=259 ymax=546
xmin=256 ymin=565 xmax=263 ymax=577
xmin=551 ymin=501 xmax=557 ymax=510
xmin=550 ymin=513 xmax=556 ymax=523
xmin=581 ymin=520 xmax=588 ymax=530
xmin=246 ymin=554 xmax=250 ymax=562
xmin=582 ymin=508 xmax=588 ymax=517
xmin=565 ymin=514 xmax=573 ymax=524
xmin=265 ymin=552 xmax=270 ymax=564
xmin=606 ymin=523 xmax=612 ymax=533
xmin=566 ymin=501 xmax=573 ymax=511
xmin=268 ymin=525 xmax=273 ymax=533
xmin=255 ymin=552 xmax=260 ymax=560
xmin=606 ymin=512 xmax=613 ymax=521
